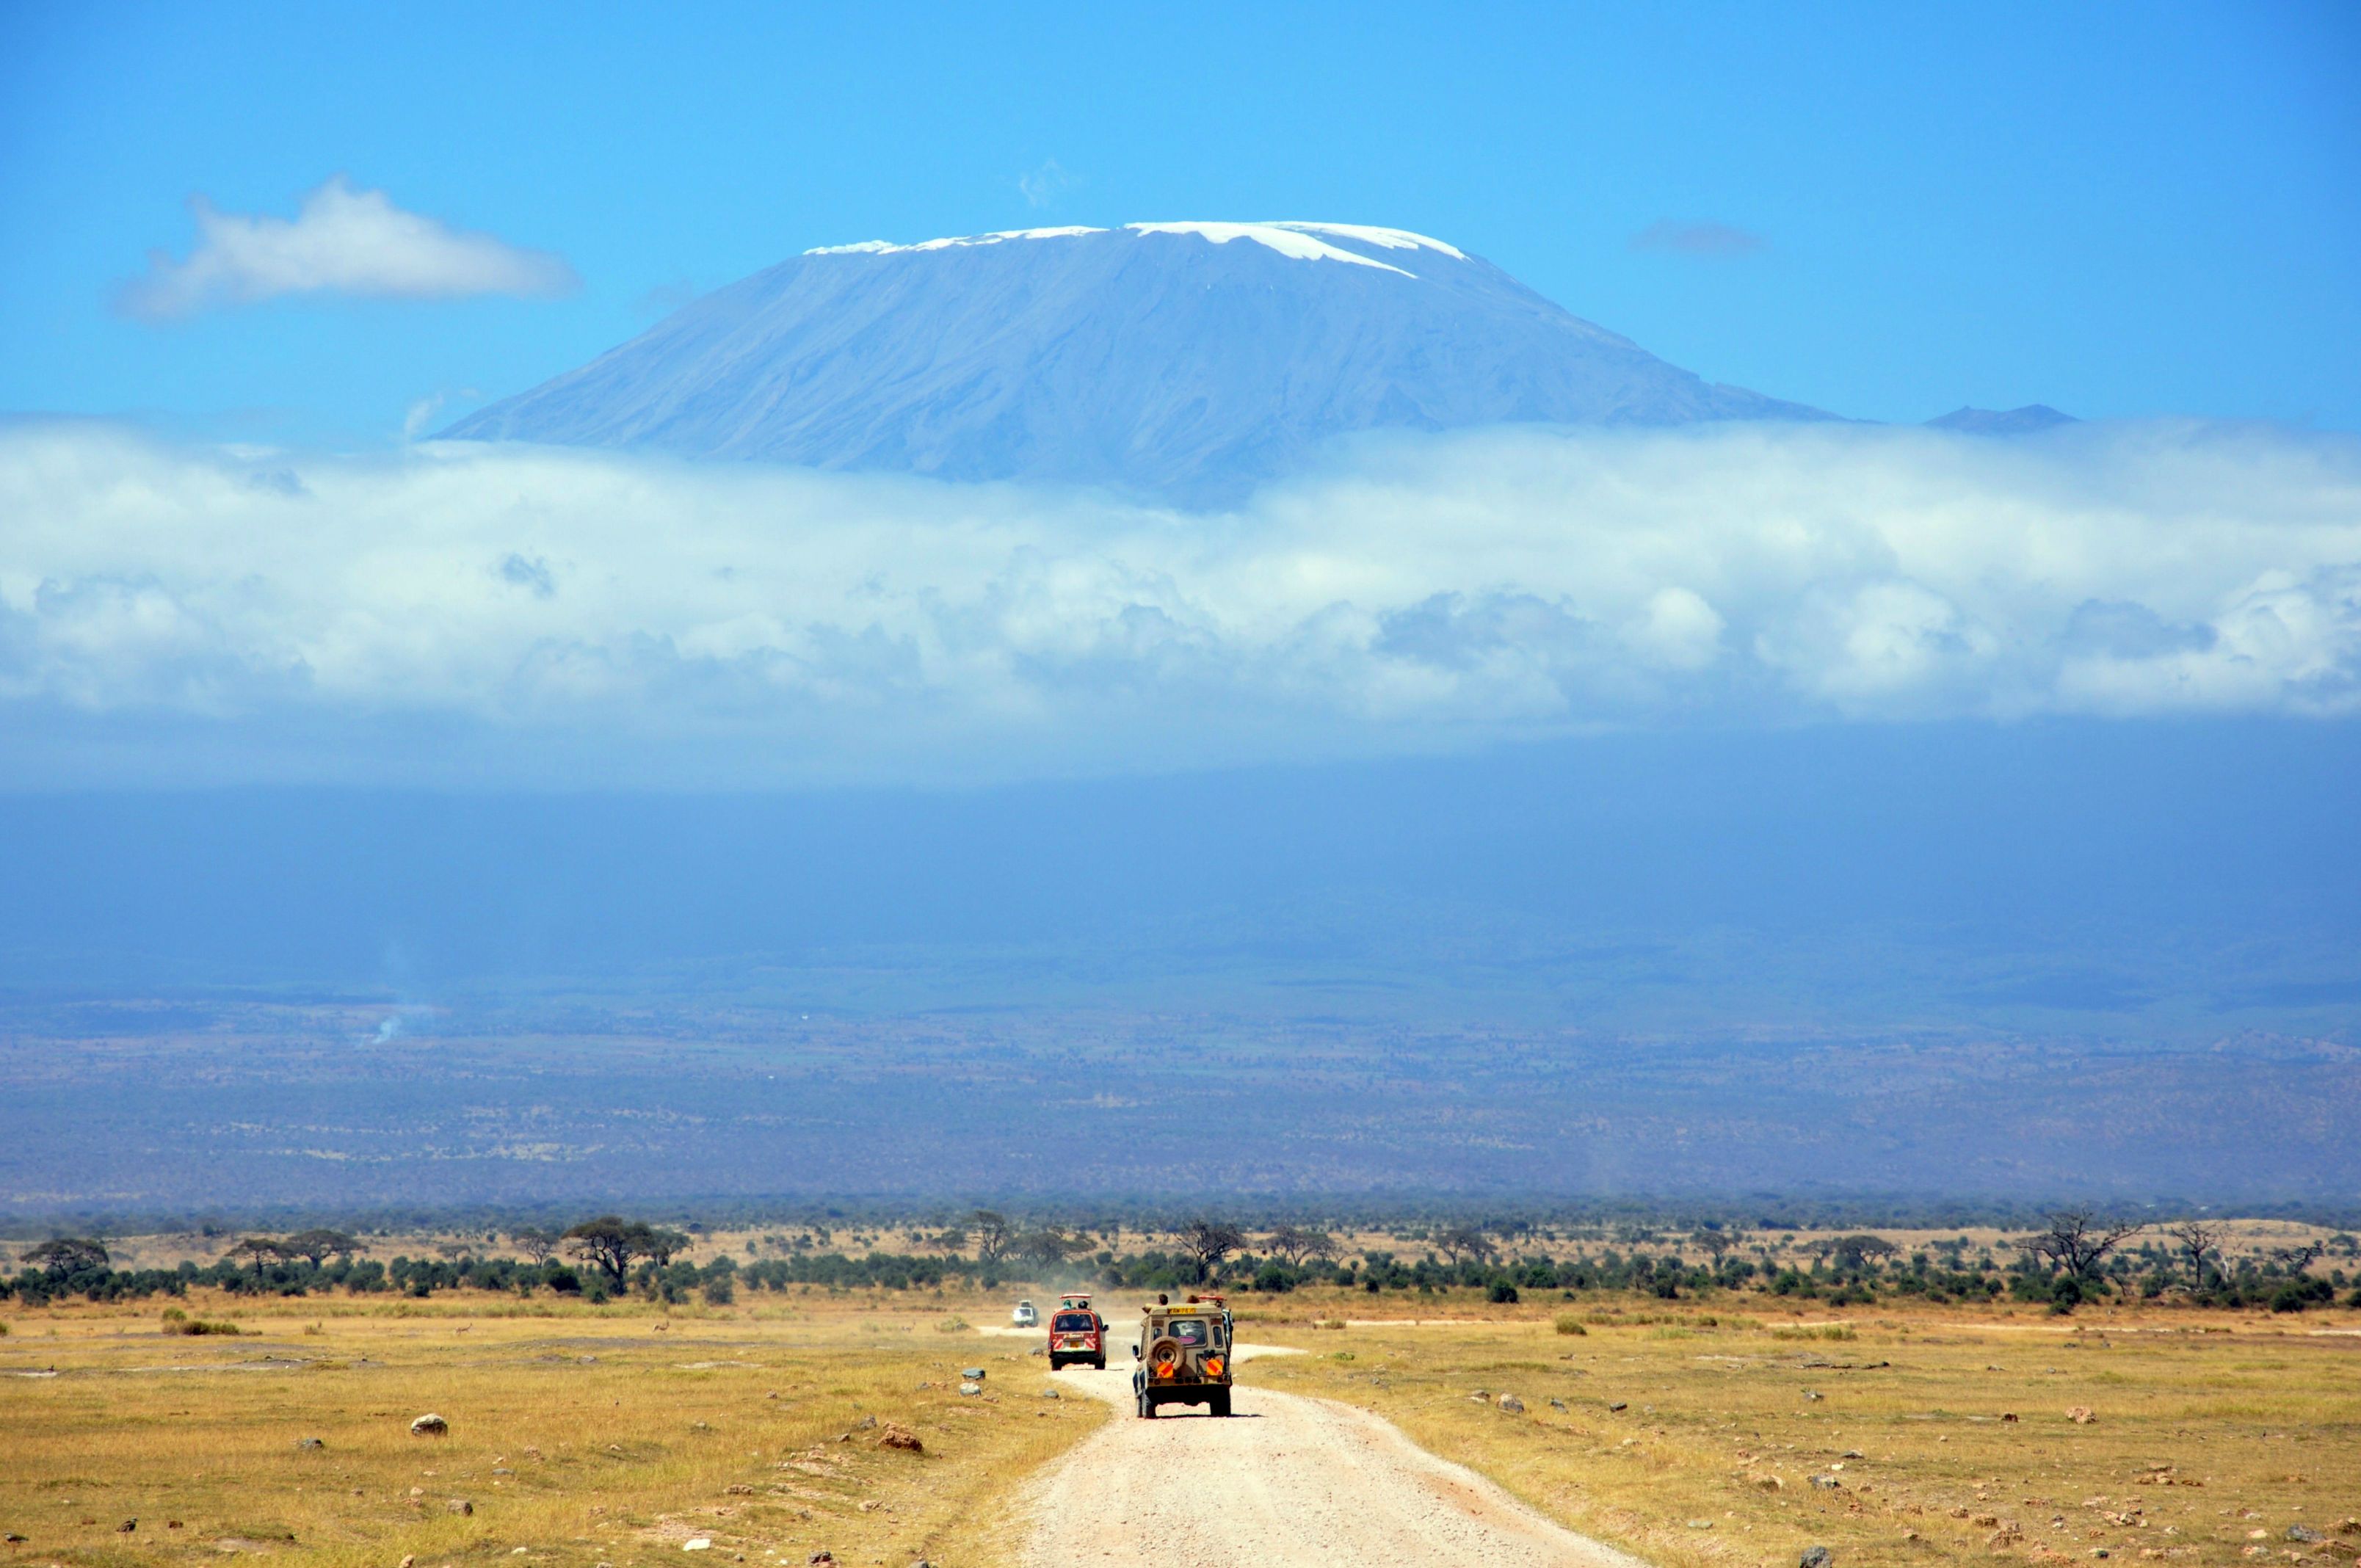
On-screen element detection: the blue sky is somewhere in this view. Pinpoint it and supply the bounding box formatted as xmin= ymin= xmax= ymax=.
xmin=3 ymin=1 xmax=2357 ymax=445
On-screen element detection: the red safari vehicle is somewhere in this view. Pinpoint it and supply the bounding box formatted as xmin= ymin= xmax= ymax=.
xmin=1046 ymin=1292 xmax=1106 ymax=1370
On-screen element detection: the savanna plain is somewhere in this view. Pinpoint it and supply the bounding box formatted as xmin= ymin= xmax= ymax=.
xmin=4 ymin=1261 xmax=2357 ymax=1568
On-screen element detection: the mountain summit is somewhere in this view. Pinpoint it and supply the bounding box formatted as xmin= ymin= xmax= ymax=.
xmin=443 ymin=221 xmax=1833 ymax=504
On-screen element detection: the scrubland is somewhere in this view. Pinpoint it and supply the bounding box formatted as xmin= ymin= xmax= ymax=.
xmin=0 ymin=1295 xmax=1100 ymax=1568
xmin=4 ymin=1288 xmax=2356 ymax=1568
xmin=1240 ymin=1292 xmax=2361 ymax=1568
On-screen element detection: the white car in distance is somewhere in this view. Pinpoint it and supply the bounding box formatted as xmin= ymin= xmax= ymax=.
xmin=1012 ymin=1299 xmax=1038 ymax=1327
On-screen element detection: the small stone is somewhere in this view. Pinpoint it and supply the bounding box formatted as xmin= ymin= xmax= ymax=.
xmin=2291 ymin=1530 xmax=2326 ymax=1545
xmin=856 ymin=1415 xmax=877 ymax=1430
xmin=1805 ymin=1390 xmax=1824 ymax=1401
xmin=1608 ymin=1401 xmax=1628 ymax=1412
xmin=1840 ymin=1449 xmax=1864 ymax=1459
xmin=958 ymin=1382 xmax=982 ymax=1396
xmin=683 ymin=1541 xmax=712 ymax=1553
xmin=1801 ymin=1547 xmax=1834 ymax=1568
xmin=1686 ymin=1519 xmax=1714 ymax=1528
xmin=807 ymin=1553 xmax=833 ymax=1566
xmin=960 ymin=1368 xmax=985 ymax=1381
xmin=1811 ymin=1474 xmax=1843 ymax=1489
xmin=2067 ymin=1406 xmax=2097 ymax=1424
xmin=1040 ymin=1388 xmax=1061 ymax=1400
xmin=1549 ymin=1398 xmax=1567 ymax=1411
xmin=1498 ymin=1394 xmax=1525 ymax=1413
xmin=117 ymin=1522 xmax=137 ymax=1534
xmin=401 ymin=1556 xmax=415 ymax=1567
xmin=878 ymin=1424 xmax=923 ymax=1453
xmin=297 ymin=1438 xmax=324 ymax=1451
xmin=513 ymin=1550 xmax=529 ymax=1556
xmin=410 ymin=1414 xmax=449 ymax=1437
xmin=445 ymin=1500 xmax=472 ymax=1517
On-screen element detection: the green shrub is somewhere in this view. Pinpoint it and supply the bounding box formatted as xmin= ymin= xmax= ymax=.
xmin=1552 ymin=1313 xmax=1587 ymax=1335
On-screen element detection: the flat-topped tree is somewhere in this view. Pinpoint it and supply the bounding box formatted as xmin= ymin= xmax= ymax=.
xmin=562 ymin=1216 xmax=670 ymax=1290
xmin=227 ymin=1236 xmax=294 ymax=1277
xmin=509 ymin=1227 xmax=559 ymax=1265
xmin=21 ymin=1238 xmax=109 ymax=1277
xmin=1266 ymin=1225 xmax=1337 ymax=1267
xmin=284 ymin=1229 xmax=363 ymax=1267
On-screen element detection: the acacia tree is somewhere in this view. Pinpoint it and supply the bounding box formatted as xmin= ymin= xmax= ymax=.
xmin=1691 ymin=1228 xmax=1742 ymax=1267
xmin=20 ymin=1238 xmax=109 ymax=1277
xmin=1821 ymin=1234 xmax=1900 ymax=1273
xmin=2271 ymin=1240 xmax=2325 ymax=1275
xmin=969 ymin=1211 xmax=1015 ymax=1266
xmin=1176 ymin=1219 xmax=1246 ymax=1282
xmin=228 ymin=1237 xmax=294 ymax=1279
xmin=1020 ymin=1227 xmax=1079 ymax=1266
xmin=1266 ymin=1225 xmax=1337 ymax=1267
xmin=2165 ymin=1220 xmax=2222 ymax=1289
xmin=642 ymin=1227 xmax=692 ymax=1268
xmin=563 ymin=1216 xmax=658 ymax=1290
xmin=509 ymin=1227 xmax=560 ymax=1265
xmin=2028 ymin=1210 xmax=2145 ymax=1281
xmin=1434 ymin=1224 xmax=1495 ymax=1268
xmin=285 ymin=1229 xmax=363 ymax=1267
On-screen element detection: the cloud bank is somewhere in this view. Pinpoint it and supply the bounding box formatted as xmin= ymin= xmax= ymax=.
xmin=117 ymin=176 xmax=579 ymax=320
xmin=1 ymin=418 xmax=2355 ymax=785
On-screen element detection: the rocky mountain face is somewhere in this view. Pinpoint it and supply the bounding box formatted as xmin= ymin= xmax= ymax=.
xmin=443 ymin=221 xmax=1834 ymax=505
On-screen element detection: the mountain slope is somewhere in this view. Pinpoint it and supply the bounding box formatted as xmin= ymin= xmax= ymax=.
xmin=444 ymin=221 xmax=1834 ymax=504
xmin=1926 ymin=404 xmax=2078 ymax=434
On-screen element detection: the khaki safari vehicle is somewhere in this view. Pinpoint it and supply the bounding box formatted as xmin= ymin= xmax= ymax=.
xmin=1130 ymin=1293 xmax=1234 ymax=1418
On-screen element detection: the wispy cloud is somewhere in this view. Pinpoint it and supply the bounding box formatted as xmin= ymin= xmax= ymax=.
xmin=0 ymin=419 xmax=2354 ymax=785
xmin=401 ymin=388 xmax=478 ymax=441
xmin=1629 ymin=219 xmax=1766 ymax=258
xmin=1018 ymin=159 xmax=1077 ymax=209
xmin=116 ymin=176 xmax=579 ymax=320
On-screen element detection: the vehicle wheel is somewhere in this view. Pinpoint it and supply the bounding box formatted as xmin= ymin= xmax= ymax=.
xmin=1093 ymin=1355 xmax=1106 ymax=1371
xmin=1210 ymin=1388 xmax=1232 ymax=1418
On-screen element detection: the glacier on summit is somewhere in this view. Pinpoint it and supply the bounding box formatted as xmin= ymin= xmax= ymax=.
xmin=443 ymin=220 xmax=1834 ymax=504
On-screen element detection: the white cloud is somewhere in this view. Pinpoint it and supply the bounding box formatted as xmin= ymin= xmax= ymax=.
xmin=1018 ymin=159 xmax=1076 ymax=209
xmin=117 ymin=177 xmax=579 ymax=320
xmin=0 ymin=418 xmax=2355 ymax=785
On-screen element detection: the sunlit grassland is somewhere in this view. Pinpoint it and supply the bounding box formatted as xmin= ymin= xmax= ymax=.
xmin=0 ymin=1295 xmax=1100 ymax=1568
xmin=1238 ymin=1291 xmax=2361 ymax=1568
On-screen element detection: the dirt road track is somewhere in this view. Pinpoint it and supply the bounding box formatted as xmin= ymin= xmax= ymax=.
xmin=1015 ymin=1350 xmax=1652 ymax=1568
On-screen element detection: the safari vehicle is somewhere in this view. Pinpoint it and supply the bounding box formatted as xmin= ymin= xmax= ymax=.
xmin=1047 ymin=1291 xmax=1106 ymax=1370
xmin=1011 ymin=1299 xmax=1037 ymax=1328
xmin=1130 ymin=1293 xmax=1233 ymax=1417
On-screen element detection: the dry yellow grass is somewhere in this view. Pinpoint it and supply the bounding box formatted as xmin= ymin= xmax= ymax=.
xmin=0 ymin=1293 xmax=1102 ymax=1568
xmin=1241 ymin=1291 xmax=2361 ymax=1568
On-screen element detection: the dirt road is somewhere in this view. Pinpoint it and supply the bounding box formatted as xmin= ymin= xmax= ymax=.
xmin=1015 ymin=1348 xmax=1651 ymax=1568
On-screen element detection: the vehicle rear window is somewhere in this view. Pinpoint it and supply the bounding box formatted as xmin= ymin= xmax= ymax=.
xmin=1166 ymin=1318 xmax=1208 ymax=1345
xmin=1052 ymin=1313 xmax=1094 ymax=1331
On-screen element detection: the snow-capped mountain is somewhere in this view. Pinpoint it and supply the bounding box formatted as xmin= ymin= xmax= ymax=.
xmin=443 ymin=221 xmax=1834 ymax=504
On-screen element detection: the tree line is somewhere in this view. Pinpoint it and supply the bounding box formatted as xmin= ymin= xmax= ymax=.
xmin=8 ymin=1208 xmax=2351 ymax=1314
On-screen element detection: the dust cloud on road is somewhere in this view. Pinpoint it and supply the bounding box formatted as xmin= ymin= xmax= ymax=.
xmin=1014 ymin=1344 xmax=1653 ymax=1568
